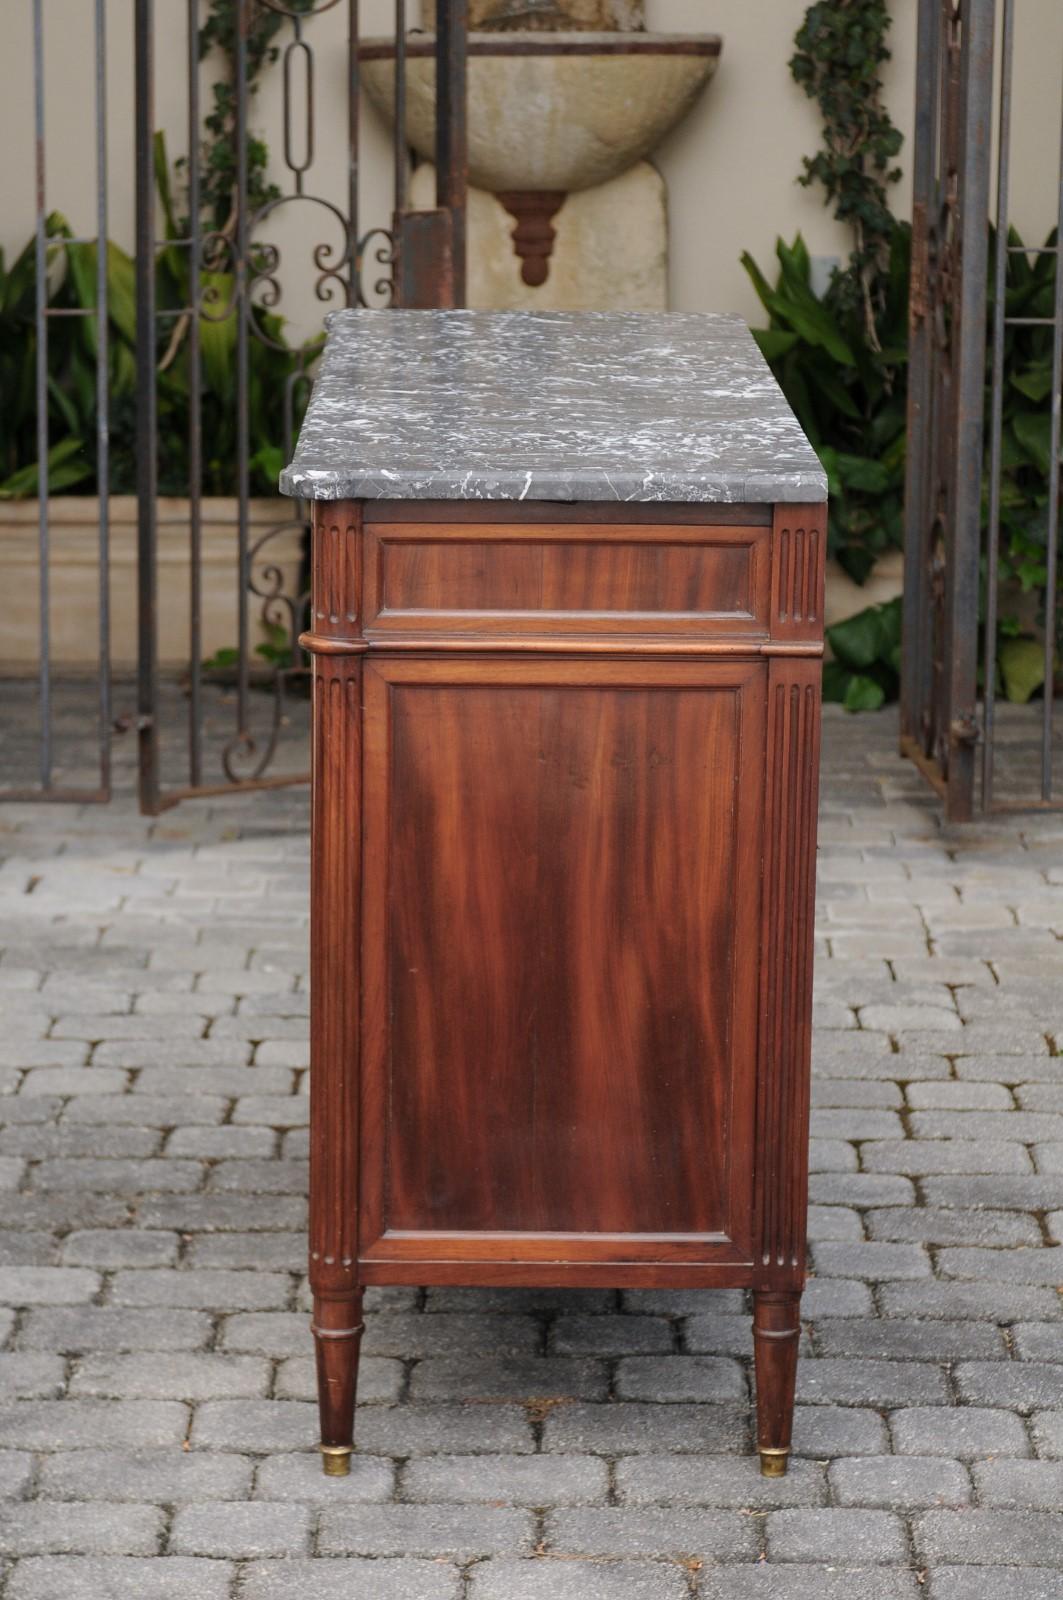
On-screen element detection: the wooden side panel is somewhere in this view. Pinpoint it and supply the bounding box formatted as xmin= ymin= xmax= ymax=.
xmin=769 ymin=502 xmax=826 ymax=644
xmin=359 ymin=657 xmax=765 ymax=1268
xmin=754 ymin=655 xmax=821 ymax=1281
xmin=363 ymin=522 xmax=770 ymax=640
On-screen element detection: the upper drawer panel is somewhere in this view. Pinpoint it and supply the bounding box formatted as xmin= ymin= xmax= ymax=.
xmin=363 ymin=522 xmax=771 ymax=640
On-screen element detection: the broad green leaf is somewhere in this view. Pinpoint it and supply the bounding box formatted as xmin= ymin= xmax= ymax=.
xmin=199 ymin=272 xmax=237 ymax=397
xmin=739 ymin=250 xmax=778 ymax=320
xmin=843 ymin=674 xmax=887 ymax=712
xmin=822 ymin=661 xmax=852 ymax=703
xmin=1013 ymin=411 xmax=1055 ymax=475
xmin=827 ymin=602 xmax=889 ymax=670
xmin=834 ymin=453 xmax=892 ymax=492
xmin=752 ymin=328 xmax=800 ymax=362
xmin=0 ymin=436 xmax=91 ymax=499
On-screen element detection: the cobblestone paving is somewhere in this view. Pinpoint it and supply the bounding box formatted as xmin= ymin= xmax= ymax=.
xmin=0 ymin=705 xmax=1062 ymax=1599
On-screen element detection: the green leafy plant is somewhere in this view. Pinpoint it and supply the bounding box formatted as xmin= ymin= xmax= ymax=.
xmin=823 ymin=595 xmax=901 ymax=710
xmin=742 ymin=230 xmax=909 ymax=584
xmin=790 ymin=0 xmax=904 ymax=345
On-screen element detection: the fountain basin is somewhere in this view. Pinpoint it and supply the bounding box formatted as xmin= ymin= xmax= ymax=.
xmin=359 ymin=32 xmax=722 ymax=196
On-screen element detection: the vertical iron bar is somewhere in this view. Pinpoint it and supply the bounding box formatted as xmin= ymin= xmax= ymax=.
xmin=901 ymin=0 xmax=941 ymax=759
xmin=94 ymin=0 xmax=111 ymax=796
xmin=943 ymin=0 xmax=994 ymax=821
xmin=983 ymin=0 xmax=1015 ymax=812
xmin=33 ymin=0 xmax=50 ymax=790
xmin=188 ymin=0 xmax=204 ymax=788
xmin=1042 ymin=34 xmax=1063 ymax=800
xmin=235 ymin=0 xmax=251 ymax=741
xmin=435 ymin=0 xmax=468 ymax=306
xmin=135 ymin=0 xmax=160 ymax=813
xmin=348 ymin=0 xmax=359 ymax=305
xmin=394 ymin=0 xmax=407 ymax=215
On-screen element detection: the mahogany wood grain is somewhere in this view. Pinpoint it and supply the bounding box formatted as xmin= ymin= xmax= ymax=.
xmin=362 ymin=521 xmax=769 ymax=640
xmin=305 ymin=497 xmax=823 ymax=1476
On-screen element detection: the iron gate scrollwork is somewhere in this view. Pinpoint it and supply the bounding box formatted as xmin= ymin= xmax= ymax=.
xmin=134 ymin=0 xmax=467 ymax=814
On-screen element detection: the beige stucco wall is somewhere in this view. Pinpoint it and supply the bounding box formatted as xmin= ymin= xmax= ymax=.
xmin=2 ymin=0 xmax=1061 ymax=333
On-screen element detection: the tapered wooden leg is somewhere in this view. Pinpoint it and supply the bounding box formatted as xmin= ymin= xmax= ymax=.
xmin=753 ymin=1289 xmax=802 ymax=1477
xmin=312 ymin=1289 xmax=364 ymax=1475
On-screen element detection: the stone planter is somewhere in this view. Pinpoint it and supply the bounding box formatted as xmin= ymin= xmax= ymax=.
xmin=1 ymin=497 xmax=305 ymax=674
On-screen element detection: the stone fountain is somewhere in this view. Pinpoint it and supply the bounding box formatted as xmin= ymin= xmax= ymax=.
xmin=360 ymin=0 xmax=721 ymax=308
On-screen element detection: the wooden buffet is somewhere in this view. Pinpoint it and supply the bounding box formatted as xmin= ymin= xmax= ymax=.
xmin=281 ymin=310 xmax=827 ymax=1478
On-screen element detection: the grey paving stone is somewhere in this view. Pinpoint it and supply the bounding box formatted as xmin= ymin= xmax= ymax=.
xmin=926 ymin=1569 xmax=1063 ymax=1600
xmin=616 ymin=1454 xmax=826 ymax=1506
xmin=807 ymin=1204 xmax=864 ymax=1240
xmin=801 ymin=1279 xmax=875 ymax=1318
xmin=0 ymin=1502 xmax=162 ymax=1556
xmin=0 ymin=1451 xmax=34 ymax=1500
xmin=170 ymin=1501 xmax=310 ymax=1557
xmin=813 ymin=1319 xmax=1005 ymax=1362
xmin=829 ymin=1455 xmax=971 ymax=1508
xmin=811 ymin=1241 xmax=931 ymax=1279
xmin=954 ymin=1361 xmax=1063 ymax=1411
xmin=253 ymin=1451 xmax=394 ymax=1501
xmin=861 ymin=1141 xmax=1032 ymax=1175
xmin=469 ymin=1560 xmax=689 ymax=1600
xmin=409 ymin=1357 xmax=609 ymax=1404
xmin=363 ymin=1312 xmax=540 ymax=1358
xmin=906 ymin=1080 xmax=1014 ymax=1109
xmin=37 ymin=1448 xmax=253 ymax=1502
xmin=0 ymin=1354 xmax=66 ymax=1398
xmin=614 ymin=1356 xmax=746 ymax=1402
xmin=189 ymin=1232 xmax=302 ymax=1272
xmin=69 ymin=1352 xmax=270 ymax=1401
xmin=973 ymin=1458 xmax=1063 ymax=1508
xmin=810 ymin=1173 xmax=917 ymax=1206
xmin=110 ymin=1268 xmax=291 ymax=1311
xmin=0 ymin=1400 xmax=188 ymax=1450
xmin=545 ymin=1505 xmax=756 ymax=1559
xmin=31 ymin=1158 xmax=203 ymax=1192
xmin=938 ymin=1247 xmax=1063 ymax=1285
xmin=190 ymin=1399 xmax=315 ymax=1452
xmin=916 ymin=1509 xmax=1063 ymax=1564
xmin=431 ymin=1286 xmax=621 ymax=1315
xmin=890 ymin=1407 xmax=1030 ymax=1459
xmin=5 ymin=1556 xmax=234 ymax=1600
xmin=880 ymin=1282 xmax=1062 ymax=1322
xmin=540 ymin=1402 xmax=749 ymax=1456
xmin=240 ymin=1559 xmax=461 ymax=1600
xmin=797 ymin=1358 xmax=949 ymax=1406
xmin=1030 ymin=1411 xmax=1063 ymax=1457
xmin=206 ymin=1158 xmax=307 ymax=1194
xmin=60 ymin=1230 xmax=179 ymax=1268
xmin=0 ymin=1267 xmax=100 ymax=1305
xmin=137 ymin=1195 xmax=308 ymax=1233
xmin=354 ymin=1403 xmax=535 ymax=1457
xmin=698 ymin=1569 xmax=921 ymax=1600
xmin=20 ymin=1306 xmax=212 ymax=1353
xmin=792 ymin=1405 xmax=890 ymax=1458
xmin=166 ymin=1126 xmax=276 ymax=1159
xmin=403 ymin=1453 xmax=608 ymax=1505
xmin=1013 ymin=1324 xmax=1063 ymax=1361
xmin=922 ymin=1177 xmax=1063 ymax=1209
xmin=551 ymin=1314 xmax=674 ymax=1356
xmin=866 ymin=1207 xmax=1041 ymax=1246
xmin=766 ymin=1507 xmax=907 ymax=1563
xmin=317 ymin=1502 xmax=534 ymax=1557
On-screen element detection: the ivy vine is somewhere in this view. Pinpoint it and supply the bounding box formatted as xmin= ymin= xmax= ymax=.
xmin=182 ymin=0 xmax=316 ymax=240
xmin=790 ymin=0 xmax=904 ymax=346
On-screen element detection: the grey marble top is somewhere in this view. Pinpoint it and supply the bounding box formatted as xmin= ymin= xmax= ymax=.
xmin=280 ymin=310 xmax=827 ymax=505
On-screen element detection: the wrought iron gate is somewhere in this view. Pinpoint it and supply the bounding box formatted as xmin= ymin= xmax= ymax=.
xmin=135 ymin=0 xmax=468 ymax=813
xmin=4 ymin=0 xmax=466 ymax=812
xmin=902 ymin=0 xmax=1063 ymax=818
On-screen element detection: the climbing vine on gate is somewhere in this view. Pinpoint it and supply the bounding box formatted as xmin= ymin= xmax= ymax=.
xmin=790 ymin=0 xmax=904 ymax=346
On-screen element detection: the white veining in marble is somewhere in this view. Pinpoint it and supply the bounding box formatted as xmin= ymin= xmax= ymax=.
xmin=280 ymin=309 xmax=827 ymax=504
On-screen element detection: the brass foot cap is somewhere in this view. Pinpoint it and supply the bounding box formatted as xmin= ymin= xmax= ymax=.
xmin=321 ymin=1446 xmax=352 ymax=1477
xmin=759 ymin=1448 xmax=789 ymax=1479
